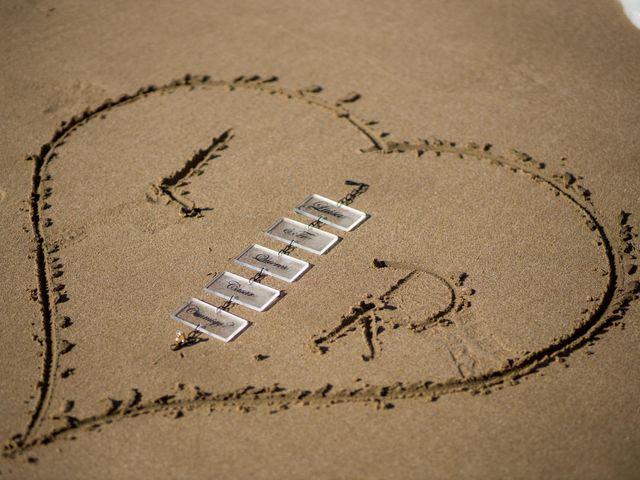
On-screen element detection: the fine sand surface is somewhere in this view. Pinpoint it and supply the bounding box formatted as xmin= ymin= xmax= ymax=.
xmin=1 ymin=1 xmax=639 ymax=478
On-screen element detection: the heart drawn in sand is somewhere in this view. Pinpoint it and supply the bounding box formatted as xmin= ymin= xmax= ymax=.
xmin=7 ymin=74 xmax=638 ymax=455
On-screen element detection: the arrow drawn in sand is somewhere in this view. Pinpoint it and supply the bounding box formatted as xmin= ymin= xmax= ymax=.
xmin=146 ymin=129 xmax=234 ymax=217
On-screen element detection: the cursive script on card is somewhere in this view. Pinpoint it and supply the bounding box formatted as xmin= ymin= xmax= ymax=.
xmin=283 ymin=228 xmax=316 ymax=240
xmin=309 ymin=201 xmax=344 ymax=219
xmin=254 ymin=253 xmax=289 ymax=270
xmin=184 ymin=304 xmax=235 ymax=328
xmin=226 ymin=280 xmax=255 ymax=297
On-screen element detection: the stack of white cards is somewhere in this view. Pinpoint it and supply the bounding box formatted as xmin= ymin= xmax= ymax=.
xmin=171 ymin=193 xmax=367 ymax=342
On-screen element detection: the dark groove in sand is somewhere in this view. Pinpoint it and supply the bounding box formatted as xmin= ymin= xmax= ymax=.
xmin=23 ymin=145 xmax=57 ymax=446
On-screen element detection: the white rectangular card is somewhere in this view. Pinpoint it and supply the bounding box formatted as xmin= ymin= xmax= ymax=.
xmin=171 ymin=298 xmax=248 ymax=343
xmin=265 ymin=217 xmax=339 ymax=255
xmin=235 ymin=244 xmax=309 ymax=283
xmin=294 ymin=194 xmax=367 ymax=231
xmin=204 ymin=271 xmax=280 ymax=312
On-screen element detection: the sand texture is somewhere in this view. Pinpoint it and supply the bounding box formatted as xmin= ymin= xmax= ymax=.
xmin=1 ymin=0 xmax=639 ymax=478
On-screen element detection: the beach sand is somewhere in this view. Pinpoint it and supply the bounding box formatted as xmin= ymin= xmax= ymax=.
xmin=1 ymin=0 xmax=639 ymax=478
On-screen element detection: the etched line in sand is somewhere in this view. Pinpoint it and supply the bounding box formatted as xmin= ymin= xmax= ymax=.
xmin=17 ymin=147 xmax=59 ymax=450
xmin=5 ymin=74 xmax=640 ymax=458
xmin=146 ymin=129 xmax=233 ymax=217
